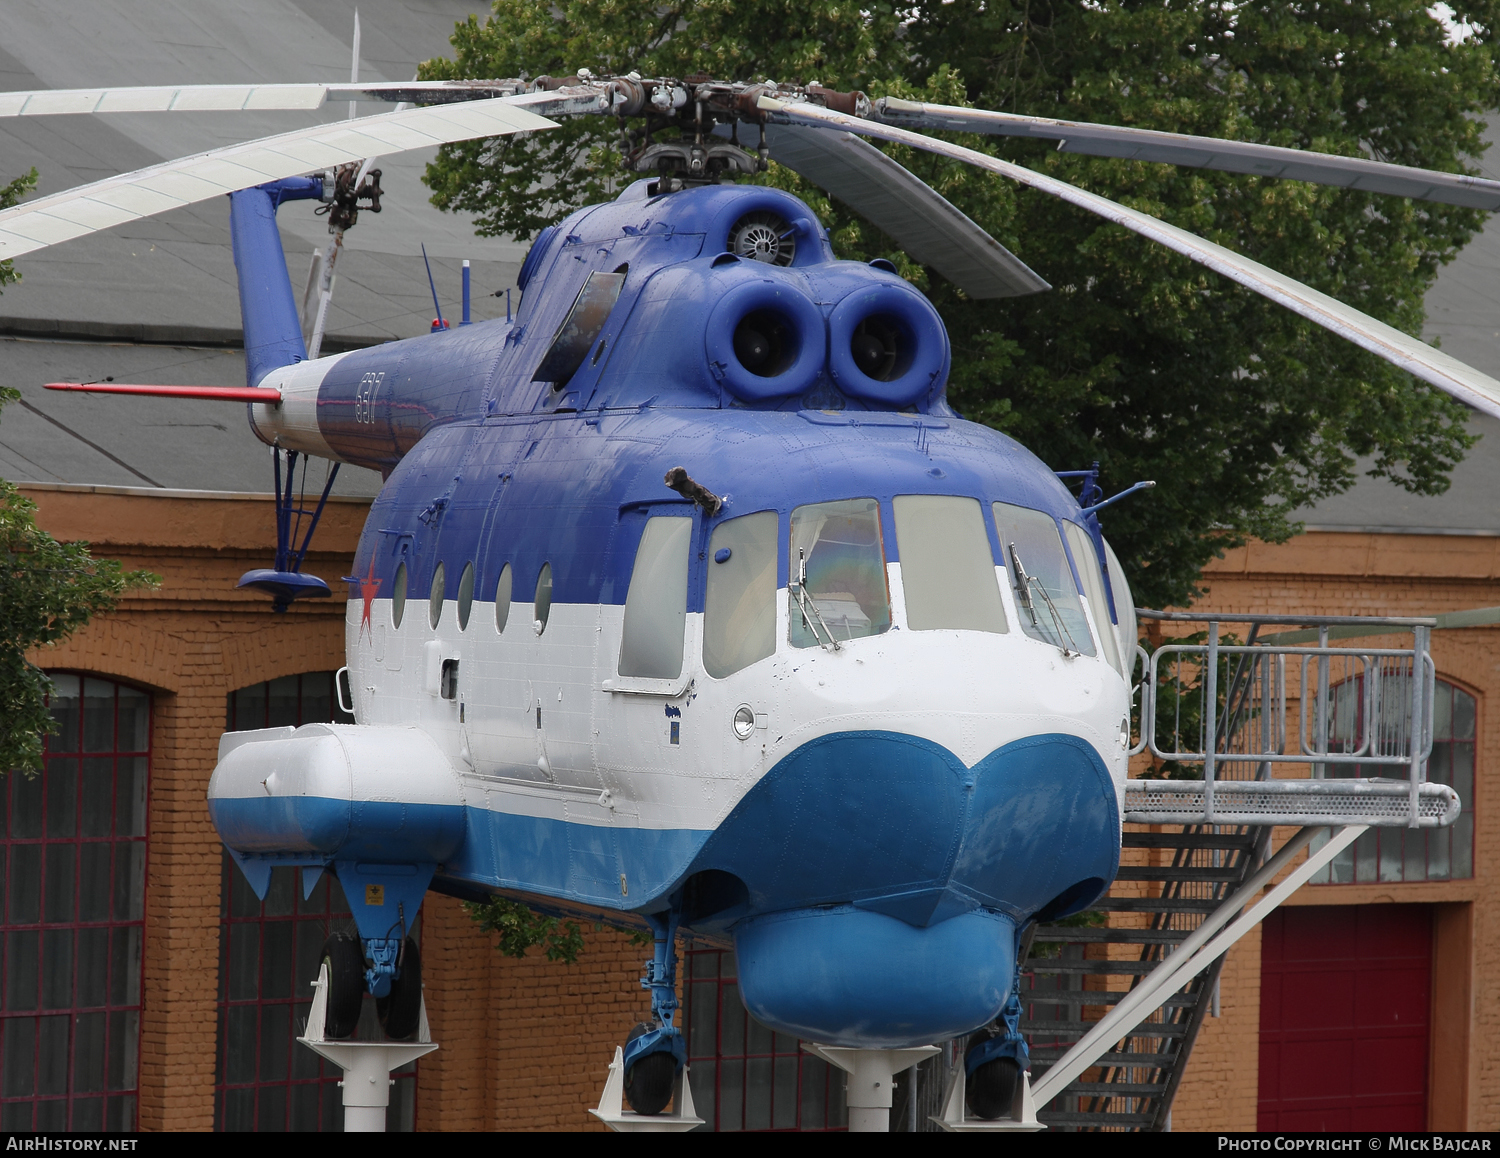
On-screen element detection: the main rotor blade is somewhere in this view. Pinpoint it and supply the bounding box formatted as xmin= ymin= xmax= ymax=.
xmin=0 ymin=80 xmax=542 ymax=116
xmin=0 ymin=97 xmax=558 ymax=260
xmin=766 ymin=98 xmax=1500 ymax=421
xmin=753 ymin=122 xmax=1048 ymax=299
xmin=874 ymin=98 xmax=1500 ymax=212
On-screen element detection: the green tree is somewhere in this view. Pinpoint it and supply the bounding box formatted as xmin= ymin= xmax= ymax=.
xmin=421 ymin=2 xmax=1497 ymax=606
xmin=0 ymin=475 xmax=158 ymax=775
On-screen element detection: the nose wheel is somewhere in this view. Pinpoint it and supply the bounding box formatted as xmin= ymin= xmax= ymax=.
xmin=623 ymin=1022 xmax=678 ymax=1114
xmin=592 ymin=909 xmax=701 ymax=1130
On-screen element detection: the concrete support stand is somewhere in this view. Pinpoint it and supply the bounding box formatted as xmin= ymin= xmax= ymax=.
xmin=590 ymin=1046 xmax=704 ymax=1131
xmin=803 ymin=1044 xmax=941 ymax=1132
xmin=296 ymin=963 xmax=439 ymax=1133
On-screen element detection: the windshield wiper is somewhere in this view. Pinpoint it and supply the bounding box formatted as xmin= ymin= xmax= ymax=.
xmin=1009 ymin=543 xmax=1081 ymax=657
xmin=791 ymin=548 xmax=841 ymax=652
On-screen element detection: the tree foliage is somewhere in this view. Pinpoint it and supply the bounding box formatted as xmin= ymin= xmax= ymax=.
xmin=421 ymin=2 xmax=1498 ymax=606
xmin=0 ymin=470 xmax=158 ymax=775
xmin=465 ymin=895 xmax=589 ymax=962
xmin=1 ymin=169 xmax=37 ymax=293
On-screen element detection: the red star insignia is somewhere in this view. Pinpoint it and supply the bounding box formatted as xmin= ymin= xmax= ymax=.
xmin=357 ymin=558 xmax=381 ymax=641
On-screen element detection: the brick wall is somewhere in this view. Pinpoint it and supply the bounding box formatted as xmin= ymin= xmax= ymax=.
xmin=24 ymin=482 xmax=1499 ymax=1133
xmin=1164 ymin=532 xmax=1500 ymax=1132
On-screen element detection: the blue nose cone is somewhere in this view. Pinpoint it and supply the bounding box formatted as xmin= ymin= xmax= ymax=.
xmin=734 ymin=905 xmax=1016 ymax=1047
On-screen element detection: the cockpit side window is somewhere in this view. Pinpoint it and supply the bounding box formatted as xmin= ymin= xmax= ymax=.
xmin=619 ymin=517 xmax=691 ymax=679
xmin=704 ymin=511 xmax=779 ymax=678
xmin=893 ymin=495 xmax=1007 ymax=634
xmin=532 ymin=270 xmax=626 ymax=388
xmin=1062 ymin=522 xmax=1123 ymax=674
xmin=992 ymin=502 xmax=1096 ymax=657
xmin=789 ymin=499 xmax=891 ymax=649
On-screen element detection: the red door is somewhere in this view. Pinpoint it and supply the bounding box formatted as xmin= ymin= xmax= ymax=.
xmin=1258 ymin=905 xmax=1431 ymax=1131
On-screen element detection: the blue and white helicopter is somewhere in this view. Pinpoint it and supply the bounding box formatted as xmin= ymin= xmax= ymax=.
xmin=9 ymin=70 xmax=1500 ymax=1124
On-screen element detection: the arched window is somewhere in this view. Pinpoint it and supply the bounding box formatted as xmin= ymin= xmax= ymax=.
xmin=215 ymin=672 xmax=413 ymax=1132
xmin=1313 ymin=676 xmax=1476 ymax=883
xmin=0 ymin=674 xmax=149 ymax=1130
xmin=683 ymin=948 xmax=848 ymax=1130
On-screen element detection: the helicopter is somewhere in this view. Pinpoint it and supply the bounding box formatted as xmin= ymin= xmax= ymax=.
xmin=6 ymin=69 xmax=1500 ymax=1127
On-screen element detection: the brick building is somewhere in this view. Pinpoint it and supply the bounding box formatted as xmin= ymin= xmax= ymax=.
xmin=3 ymin=0 xmax=1500 ymax=1134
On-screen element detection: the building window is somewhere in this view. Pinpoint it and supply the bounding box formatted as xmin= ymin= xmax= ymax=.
xmin=1313 ymin=676 xmax=1476 ymax=883
xmin=225 ymin=672 xmax=354 ymax=732
xmin=684 ymin=949 xmax=847 ymax=1130
xmin=1 ymin=674 xmax=149 ymax=1131
xmin=215 ymin=672 xmax=412 ymax=1132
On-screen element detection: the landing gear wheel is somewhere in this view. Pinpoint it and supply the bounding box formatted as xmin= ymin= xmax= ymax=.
xmin=319 ymin=933 xmax=365 ymax=1039
xmin=376 ymin=937 xmax=422 ymax=1040
xmin=623 ymin=1022 xmax=676 ymax=1116
xmin=965 ymin=1052 xmax=1021 ymax=1120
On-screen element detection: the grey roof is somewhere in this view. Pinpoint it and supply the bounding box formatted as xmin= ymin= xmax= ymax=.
xmin=0 ymin=334 xmax=381 ymax=495
xmin=1 ymin=1 xmax=1498 ymax=531
xmin=0 ymin=0 xmax=513 ymax=496
xmin=0 ymin=0 xmax=521 ymax=347
xmin=1299 ymin=122 xmax=1500 ymax=536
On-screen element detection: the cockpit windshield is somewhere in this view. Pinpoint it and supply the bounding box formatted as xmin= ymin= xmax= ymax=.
xmin=789 ymin=498 xmax=891 ymax=649
xmin=992 ymin=502 xmax=1095 ymax=657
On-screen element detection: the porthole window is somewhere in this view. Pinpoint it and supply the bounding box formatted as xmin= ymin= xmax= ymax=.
xmin=534 ymin=564 xmax=553 ymax=635
xmin=429 ymin=562 xmax=445 ymax=630
xmin=495 ymin=564 xmax=513 ymax=633
xmin=457 ymin=563 xmax=475 ymax=631
xmin=391 ymin=562 xmax=407 ymax=628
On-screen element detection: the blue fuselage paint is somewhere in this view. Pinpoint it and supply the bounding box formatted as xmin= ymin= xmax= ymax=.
xmin=216 ymin=176 xmax=1132 ymax=1046
xmin=433 ymin=730 xmax=1118 ymax=917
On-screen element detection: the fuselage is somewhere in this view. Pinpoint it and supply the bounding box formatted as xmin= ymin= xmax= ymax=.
xmin=208 ymin=177 xmax=1133 ymax=1046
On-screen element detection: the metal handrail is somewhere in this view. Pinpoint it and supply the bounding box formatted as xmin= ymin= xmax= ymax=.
xmin=1133 ymin=610 xmax=1436 ymax=827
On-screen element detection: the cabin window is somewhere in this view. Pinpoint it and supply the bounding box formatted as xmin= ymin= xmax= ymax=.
xmin=1104 ymin=538 xmax=1137 ymax=670
xmin=704 ymin=511 xmax=779 ymax=678
xmin=618 ymin=517 xmax=691 ymax=680
xmin=532 ymin=271 xmax=626 ymax=387
xmin=1062 ymin=523 xmax=1123 ymax=675
xmin=494 ymin=564 xmax=513 ymax=634
xmin=788 ymin=499 xmax=890 ymax=649
xmin=456 ymin=563 xmax=475 ymax=631
xmin=991 ymin=503 xmax=1095 ymax=657
xmin=428 ymin=562 xmax=445 ymax=630
xmin=892 ymin=495 xmax=1007 ymax=634
xmin=391 ymin=563 xmax=407 ymax=629
xmin=533 ymin=564 xmax=553 ymax=635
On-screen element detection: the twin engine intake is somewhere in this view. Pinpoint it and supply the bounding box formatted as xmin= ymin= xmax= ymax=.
xmin=706 ymin=209 xmax=949 ymax=407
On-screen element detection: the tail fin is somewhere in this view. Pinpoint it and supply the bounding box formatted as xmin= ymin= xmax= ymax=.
xmin=229 ymin=177 xmax=323 ymax=387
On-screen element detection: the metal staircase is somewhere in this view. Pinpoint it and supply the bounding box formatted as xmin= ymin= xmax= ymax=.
xmin=1009 ymin=609 xmax=1460 ymax=1132
xmin=1020 ymin=824 xmax=1266 ymax=1130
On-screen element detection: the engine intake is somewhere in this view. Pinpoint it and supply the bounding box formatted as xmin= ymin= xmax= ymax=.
xmin=827 ymin=285 xmax=949 ymax=407
xmin=705 ymin=277 xmax=827 ymax=402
